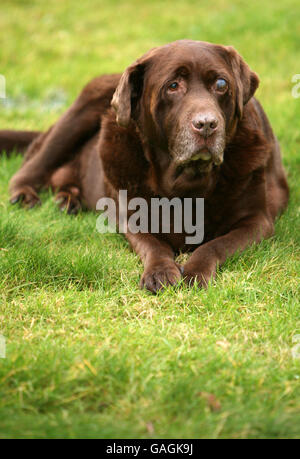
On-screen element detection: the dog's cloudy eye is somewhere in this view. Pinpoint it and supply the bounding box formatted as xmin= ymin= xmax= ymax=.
xmin=169 ymin=82 xmax=179 ymax=91
xmin=215 ymin=78 xmax=228 ymax=92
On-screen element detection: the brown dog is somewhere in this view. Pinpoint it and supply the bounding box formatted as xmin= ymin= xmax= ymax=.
xmin=1 ymin=40 xmax=289 ymax=292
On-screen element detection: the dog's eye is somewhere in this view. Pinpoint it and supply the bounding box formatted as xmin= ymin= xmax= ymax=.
xmin=168 ymin=82 xmax=179 ymax=91
xmin=215 ymin=78 xmax=228 ymax=93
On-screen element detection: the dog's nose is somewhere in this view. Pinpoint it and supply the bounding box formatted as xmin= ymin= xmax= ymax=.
xmin=192 ymin=115 xmax=218 ymax=137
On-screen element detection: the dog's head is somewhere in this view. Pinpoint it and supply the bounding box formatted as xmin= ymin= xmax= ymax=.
xmin=112 ymin=40 xmax=259 ymax=191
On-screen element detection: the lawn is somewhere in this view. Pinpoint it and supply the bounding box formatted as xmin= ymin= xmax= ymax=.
xmin=0 ymin=0 xmax=299 ymax=439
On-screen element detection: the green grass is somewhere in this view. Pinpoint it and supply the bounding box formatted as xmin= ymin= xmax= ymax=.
xmin=0 ymin=0 xmax=300 ymax=439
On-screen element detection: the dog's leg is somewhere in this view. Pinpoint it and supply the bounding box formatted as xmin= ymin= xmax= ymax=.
xmin=182 ymin=214 xmax=274 ymax=287
xmin=50 ymin=158 xmax=82 ymax=215
xmin=9 ymin=105 xmax=98 ymax=206
xmin=9 ymin=76 xmax=117 ymax=207
xmin=126 ymin=232 xmax=182 ymax=293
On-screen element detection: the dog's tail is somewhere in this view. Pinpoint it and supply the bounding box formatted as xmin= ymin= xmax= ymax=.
xmin=0 ymin=130 xmax=41 ymax=156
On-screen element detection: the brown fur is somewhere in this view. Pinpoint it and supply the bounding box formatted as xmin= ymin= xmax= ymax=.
xmin=0 ymin=130 xmax=40 ymax=155
xmin=2 ymin=40 xmax=289 ymax=292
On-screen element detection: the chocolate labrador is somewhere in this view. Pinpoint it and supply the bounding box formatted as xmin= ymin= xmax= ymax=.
xmin=1 ymin=40 xmax=289 ymax=292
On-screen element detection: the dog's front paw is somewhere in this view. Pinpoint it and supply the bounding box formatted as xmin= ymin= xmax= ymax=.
xmin=182 ymin=263 xmax=216 ymax=289
xmin=140 ymin=261 xmax=182 ymax=294
xmin=10 ymin=186 xmax=41 ymax=209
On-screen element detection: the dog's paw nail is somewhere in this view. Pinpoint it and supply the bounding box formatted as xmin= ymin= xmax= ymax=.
xmin=28 ymin=200 xmax=40 ymax=209
xmin=10 ymin=195 xmax=22 ymax=204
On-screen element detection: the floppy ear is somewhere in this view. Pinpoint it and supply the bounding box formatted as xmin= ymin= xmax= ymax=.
xmin=225 ymin=46 xmax=259 ymax=119
xmin=112 ymin=47 xmax=158 ymax=127
xmin=112 ymin=48 xmax=159 ymax=128
xmin=111 ymin=62 xmax=144 ymax=127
